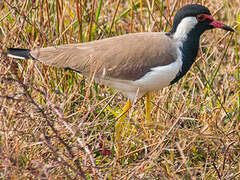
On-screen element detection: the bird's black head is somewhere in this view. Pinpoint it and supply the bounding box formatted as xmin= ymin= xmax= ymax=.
xmin=169 ymin=4 xmax=234 ymax=85
xmin=169 ymin=4 xmax=234 ymax=39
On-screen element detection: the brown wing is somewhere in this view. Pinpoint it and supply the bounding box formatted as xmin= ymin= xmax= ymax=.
xmin=30 ymin=32 xmax=178 ymax=81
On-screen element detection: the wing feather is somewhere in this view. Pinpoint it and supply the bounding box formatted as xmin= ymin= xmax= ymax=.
xmin=30 ymin=32 xmax=178 ymax=81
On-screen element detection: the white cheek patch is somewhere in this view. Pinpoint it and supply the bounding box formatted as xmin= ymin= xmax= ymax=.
xmin=173 ymin=17 xmax=198 ymax=41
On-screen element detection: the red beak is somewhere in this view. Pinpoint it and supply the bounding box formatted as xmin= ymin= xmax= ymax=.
xmin=210 ymin=19 xmax=234 ymax=32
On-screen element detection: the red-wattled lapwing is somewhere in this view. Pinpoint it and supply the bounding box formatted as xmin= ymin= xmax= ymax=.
xmin=7 ymin=4 xmax=234 ymax=146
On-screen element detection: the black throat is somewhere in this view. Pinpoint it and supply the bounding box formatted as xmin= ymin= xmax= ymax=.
xmin=168 ymin=30 xmax=201 ymax=84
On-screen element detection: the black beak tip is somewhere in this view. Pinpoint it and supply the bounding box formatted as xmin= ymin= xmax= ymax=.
xmin=223 ymin=25 xmax=234 ymax=32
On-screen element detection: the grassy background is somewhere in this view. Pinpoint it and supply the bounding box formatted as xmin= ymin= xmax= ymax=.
xmin=0 ymin=0 xmax=239 ymax=179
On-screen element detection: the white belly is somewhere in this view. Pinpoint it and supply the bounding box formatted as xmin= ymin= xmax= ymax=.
xmin=133 ymin=56 xmax=182 ymax=92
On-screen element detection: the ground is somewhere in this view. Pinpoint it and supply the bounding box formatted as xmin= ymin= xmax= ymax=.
xmin=0 ymin=0 xmax=239 ymax=179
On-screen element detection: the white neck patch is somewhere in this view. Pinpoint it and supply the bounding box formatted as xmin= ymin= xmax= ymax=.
xmin=173 ymin=17 xmax=198 ymax=41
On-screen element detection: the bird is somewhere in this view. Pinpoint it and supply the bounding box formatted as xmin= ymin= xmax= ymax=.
xmin=6 ymin=4 xmax=234 ymax=149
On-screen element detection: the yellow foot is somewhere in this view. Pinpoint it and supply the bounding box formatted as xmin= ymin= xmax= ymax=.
xmin=106 ymin=99 xmax=134 ymax=155
xmin=106 ymin=106 xmax=121 ymax=117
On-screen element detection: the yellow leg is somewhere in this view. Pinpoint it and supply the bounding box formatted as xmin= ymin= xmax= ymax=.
xmin=145 ymin=92 xmax=153 ymax=126
xmin=115 ymin=99 xmax=132 ymax=155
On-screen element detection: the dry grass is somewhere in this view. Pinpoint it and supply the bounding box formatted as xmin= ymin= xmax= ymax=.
xmin=0 ymin=0 xmax=239 ymax=179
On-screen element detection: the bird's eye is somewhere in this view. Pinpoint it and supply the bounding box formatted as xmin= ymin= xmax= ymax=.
xmin=196 ymin=14 xmax=206 ymax=22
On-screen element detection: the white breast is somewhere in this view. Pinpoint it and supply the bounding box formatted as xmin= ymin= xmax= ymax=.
xmin=133 ymin=46 xmax=183 ymax=93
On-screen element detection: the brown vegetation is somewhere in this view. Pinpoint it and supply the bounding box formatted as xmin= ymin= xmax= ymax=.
xmin=0 ymin=0 xmax=239 ymax=179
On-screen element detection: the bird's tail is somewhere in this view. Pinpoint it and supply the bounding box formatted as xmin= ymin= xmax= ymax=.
xmin=7 ymin=48 xmax=31 ymax=59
